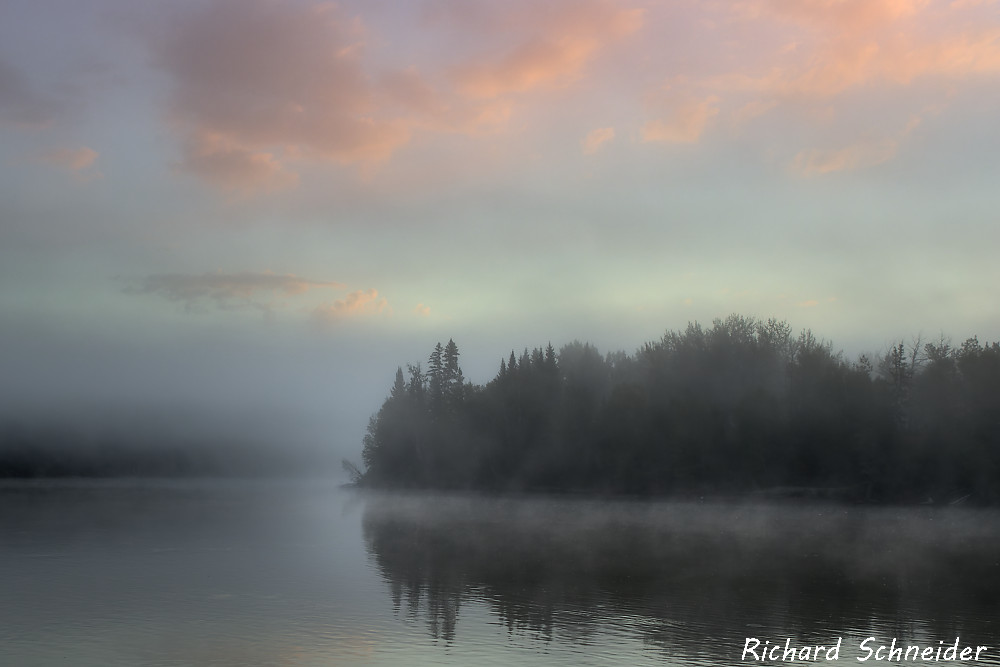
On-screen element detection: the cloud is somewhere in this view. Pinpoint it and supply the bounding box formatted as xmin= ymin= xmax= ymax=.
xmin=793 ymin=138 xmax=898 ymax=175
xmin=154 ymin=0 xmax=411 ymax=190
xmin=701 ymin=0 xmax=1000 ymax=138
xmin=450 ymin=1 xmax=643 ymax=98
xmin=582 ymin=126 xmax=615 ymax=154
xmin=313 ymin=289 xmax=388 ymax=323
xmin=38 ymin=146 xmax=98 ymax=171
xmin=128 ymin=271 xmax=344 ymax=313
xmin=654 ymin=0 xmax=1000 ymax=175
xmin=380 ymin=67 xmax=512 ymax=136
xmin=0 ymin=58 xmax=63 ymax=128
xmin=32 ymin=146 xmax=102 ymax=183
xmin=793 ymin=115 xmax=921 ymax=174
xmin=177 ymin=132 xmax=298 ymax=194
xmin=949 ymin=0 xmax=997 ymax=8
xmin=138 ymin=0 xmax=998 ymax=191
xmin=796 ymin=299 xmax=821 ymax=307
xmin=731 ymin=99 xmax=779 ymax=125
xmin=756 ymin=0 xmax=929 ymax=32
xmin=377 ymin=1 xmax=642 ymax=143
xmin=141 ymin=0 xmax=646 ymax=192
xmin=414 ymin=303 xmax=431 ymax=317
xmin=727 ymin=31 xmax=1000 ymax=102
xmin=642 ymin=95 xmax=719 ymax=144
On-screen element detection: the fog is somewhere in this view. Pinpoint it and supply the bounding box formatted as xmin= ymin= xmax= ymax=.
xmin=361 ymin=491 xmax=1000 ymax=649
xmin=0 ymin=320 xmax=386 ymax=476
xmin=0 ymin=310 xmax=573 ymax=477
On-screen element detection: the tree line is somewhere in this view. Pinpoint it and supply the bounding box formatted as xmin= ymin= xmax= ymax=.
xmin=356 ymin=315 xmax=1000 ymax=503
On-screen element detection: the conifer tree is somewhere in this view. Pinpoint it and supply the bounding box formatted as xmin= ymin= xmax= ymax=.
xmin=443 ymin=339 xmax=464 ymax=409
xmin=545 ymin=343 xmax=557 ymax=373
xmin=391 ymin=367 xmax=406 ymax=400
xmin=428 ymin=342 xmax=444 ymax=416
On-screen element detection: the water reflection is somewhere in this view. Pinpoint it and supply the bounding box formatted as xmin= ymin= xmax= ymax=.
xmin=3 ymin=481 xmax=998 ymax=666
xmin=363 ymin=494 xmax=1000 ymax=661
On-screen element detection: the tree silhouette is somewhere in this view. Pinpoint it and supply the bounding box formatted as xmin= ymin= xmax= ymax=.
xmin=355 ymin=318 xmax=1000 ymax=503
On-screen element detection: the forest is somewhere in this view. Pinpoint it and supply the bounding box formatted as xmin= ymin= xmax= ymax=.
xmin=356 ymin=315 xmax=1000 ymax=503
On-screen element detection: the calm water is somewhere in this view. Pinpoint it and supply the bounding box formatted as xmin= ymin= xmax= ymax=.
xmin=2 ymin=479 xmax=999 ymax=666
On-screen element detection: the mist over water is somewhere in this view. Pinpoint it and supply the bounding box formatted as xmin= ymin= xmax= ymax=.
xmin=3 ymin=480 xmax=999 ymax=666
xmin=362 ymin=493 xmax=1000 ymax=651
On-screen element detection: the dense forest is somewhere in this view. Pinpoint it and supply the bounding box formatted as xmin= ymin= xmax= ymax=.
xmin=356 ymin=315 xmax=1000 ymax=503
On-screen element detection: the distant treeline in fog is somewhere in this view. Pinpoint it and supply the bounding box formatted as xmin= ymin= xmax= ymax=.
xmin=0 ymin=416 xmax=337 ymax=478
xmin=357 ymin=315 xmax=1000 ymax=503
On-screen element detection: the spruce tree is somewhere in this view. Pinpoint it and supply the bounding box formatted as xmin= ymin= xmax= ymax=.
xmin=391 ymin=367 xmax=406 ymax=400
xmin=428 ymin=342 xmax=444 ymax=416
xmin=443 ymin=339 xmax=464 ymax=409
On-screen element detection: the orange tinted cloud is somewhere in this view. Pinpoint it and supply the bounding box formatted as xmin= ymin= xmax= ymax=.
xmin=882 ymin=30 xmax=1000 ymax=83
xmin=758 ymin=0 xmax=929 ymax=32
xmin=642 ymin=95 xmax=719 ymax=144
xmin=37 ymin=146 xmax=98 ymax=171
xmin=314 ymin=289 xmax=388 ymax=323
xmin=727 ymin=32 xmax=1000 ymax=102
xmin=451 ymin=1 xmax=643 ymax=98
xmin=157 ymin=0 xmax=410 ymax=190
xmin=380 ymin=67 xmax=512 ymax=136
xmin=793 ymin=115 xmax=920 ymax=174
xmin=949 ymin=0 xmax=997 ymax=7
xmin=582 ymin=126 xmax=615 ymax=154
xmin=177 ymin=132 xmax=297 ymax=193
xmin=34 ymin=146 xmax=102 ymax=182
xmin=793 ymin=136 xmax=898 ymax=174
xmin=719 ymin=0 xmax=1000 ymax=102
xmin=687 ymin=0 xmax=1000 ymax=160
xmin=146 ymin=0 xmax=999 ymax=189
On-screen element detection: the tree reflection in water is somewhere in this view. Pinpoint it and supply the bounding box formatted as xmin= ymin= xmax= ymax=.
xmin=362 ymin=493 xmax=1000 ymax=657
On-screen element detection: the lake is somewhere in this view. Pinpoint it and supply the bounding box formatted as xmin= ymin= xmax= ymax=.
xmin=2 ymin=479 xmax=999 ymax=666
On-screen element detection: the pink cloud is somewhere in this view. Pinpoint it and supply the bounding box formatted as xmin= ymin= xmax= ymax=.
xmin=758 ymin=0 xmax=929 ymax=32
xmin=794 ymin=139 xmax=897 ymax=175
xmin=666 ymin=0 xmax=1000 ymax=165
xmin=142 ymin=0 xmax=999 ymax=190
xmin=314 ymin=289 xmax=388 ymax=323
xmin=177 ymin=132 xmax=298 ymax=194
xmin=642 ymin=94 xmax=719 ymax=144
xmin=450 ymin=1 xmax=643 ymax=98
xmin=582 ymin=126 xmax=615 ymax=154
xmin=793 ymin=115 xmax=920 ymax=174
xmin=36 ymin=146 xmax=98 ymax=171
xmin=714 ymin=0 xmax=1000 ymax=105
xmin=380 ymin=67 xmax=512 ymax=136
xmin=156 ymin=0 xmax=411 ymax=191
xmin=736 ymin=32 xmax=1000 ymax=102
xmin=34 ymin=146 xmax=102 ymax=181
xmin=949 ymin=0 xmax=997 ymax=7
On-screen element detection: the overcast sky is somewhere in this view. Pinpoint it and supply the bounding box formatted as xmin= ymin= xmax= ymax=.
xmin=2 ymin=0 xmax=998 ymax=457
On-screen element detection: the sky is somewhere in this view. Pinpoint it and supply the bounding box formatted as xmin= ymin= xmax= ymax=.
xmin=1 ymin=0 xmax=999 ymax=459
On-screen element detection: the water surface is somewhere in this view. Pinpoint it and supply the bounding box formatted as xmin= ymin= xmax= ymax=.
xmin=2 ymin=480 xmax=998 ymax=666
